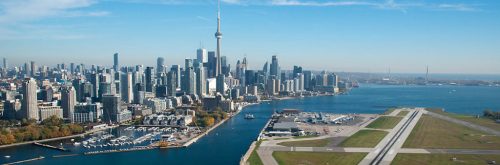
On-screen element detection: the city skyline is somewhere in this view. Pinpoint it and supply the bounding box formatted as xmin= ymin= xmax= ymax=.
xmin=0 ymin=0 xmax=499 ymax=74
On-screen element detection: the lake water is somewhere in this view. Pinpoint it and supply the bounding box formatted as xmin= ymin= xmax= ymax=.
xmin=1 ymin=84 xmax=499 ymax=165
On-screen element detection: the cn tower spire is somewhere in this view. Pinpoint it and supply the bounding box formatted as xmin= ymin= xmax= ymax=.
xmin=215 ymin=0 xmax=223 ymax=76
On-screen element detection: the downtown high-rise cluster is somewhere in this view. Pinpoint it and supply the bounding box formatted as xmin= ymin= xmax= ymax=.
xmin=0 ymin=1 xmax=348 ymax=125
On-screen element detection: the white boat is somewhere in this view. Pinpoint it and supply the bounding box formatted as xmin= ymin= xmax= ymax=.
xmin=244 ymin=113 xmax=255 ymax=119
xmin=73 ymin=142 xmax=81 ymax=146
xmin=4 ymin=155 xmax=10 ymax=158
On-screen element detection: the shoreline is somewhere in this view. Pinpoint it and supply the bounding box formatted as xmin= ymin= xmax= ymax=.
xmin=182 ymin=103 xmax=253 ymax=147
xmin=240 ymin=116 xmax=273 ymax=165
xmin=0 ymin=125 xmax=119 ymax=149
xmin=0 ymin=103 xmax=258 ymax=150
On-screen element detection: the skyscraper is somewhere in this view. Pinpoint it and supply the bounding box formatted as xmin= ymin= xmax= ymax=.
xmin=216 ymin=74 xmax=225 ymax=94
xmin=61 ymin=86 xmax=76 ymax=123
xmin=197 ymin=48 xmax=208 ymax=64
xmin=167 ymin=71 xmax=177 ymax=97
xmin=267 ymin=78 xmax=276 ymax=95
xmin=263 ymin=61 xmax=269 ymax=75
xmin=303 ymin=71 xmax=313 ymax=90
xmin=21 ymin=78 xmax=38 ymax=120
xmin=133 ymin=83 xmax=145 ymax=104
xmin=24 ymin=63 xmax=30 ymax=77
xmin=70 ymin=63 xmax=75 ymax=74
xmin=30 ymin=61 xmax=36 ymax=77
xmin=183 ymin=59 xmax=196 ymax=95
xmin=90 ymin=73 xmax=100 ymax=99
xmin=293 ymin=66 xmax=303 ymax=78
xmin=157 ymin=57 xmax=165 ymax=76
xmin=102 ymin=94 xmax=120 ymax=123
xmin=113 ymin=53 xmax=119 ymax=72
xmin=327 ymin=73 xmax=338 ymax=87
xmin=245 ymin=70 xmax=256 ymax=85
xmin=207 ymin=51 xmax=216 ymax=78
xmin=3 ymin=58 xmax=7 ymax=69
xmin=121 ymin=72 xmax=133 ymax=103
xmin=145 ymin=67 xmax=155 ymax=92
xmin=195 ymin=61 xmax=206 ymax=97
xmin=221 ymin=56 xmax=229 ymax=75
xmin=170 ymin=65 xmax=181 ymax=89
xmin=237 ymin=57 xmax=247 ymax=86
xmin=72 ymin=78 xmax=84 ymax=101
xmin=270 ymin=55 xmax=280 ymax=80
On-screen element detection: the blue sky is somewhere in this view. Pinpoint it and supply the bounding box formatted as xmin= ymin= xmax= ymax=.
xmin=0 ymin=0 xmax=499 ymax=74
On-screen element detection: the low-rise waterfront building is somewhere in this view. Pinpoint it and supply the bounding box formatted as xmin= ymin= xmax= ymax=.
xmin=74 ymin=103 xmax=101 ymax=123
xmin=38 ymin=106 xmax=63 ymax=121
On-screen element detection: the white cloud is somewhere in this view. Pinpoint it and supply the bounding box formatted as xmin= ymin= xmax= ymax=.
xmin=0 ymin=0 xmax=108 ymax=40
xmin=63 ymin=11 xmax=111 ymax=17
xmin=0 ymin=0 xmax=108 ymax=24
xmin=222 ymin=0 xmax=242 ymax=4
xmin=196 ymin=16 xmax=211 ymax=21
xmin=270 ymin=0 xmax=375 ymax=7
xmin=216 ymin=0 xmax=479 ymax=12
xmin=436 ymin=4 xmax=478 ymax=12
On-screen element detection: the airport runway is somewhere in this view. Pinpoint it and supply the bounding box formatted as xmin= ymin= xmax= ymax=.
xmin=359 ymin=108 xmax=424 ymax=165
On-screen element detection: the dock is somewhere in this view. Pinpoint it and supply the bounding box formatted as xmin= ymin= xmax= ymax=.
xmin=52 ymin=154 xmax=79 ymax=158
xmin=3 ymin=156 xmax=45 ymax=165
xmin=33 ymin=142 xmax=68 ymax=151
xmin=84 ymin=147 xmax=153 ymax=155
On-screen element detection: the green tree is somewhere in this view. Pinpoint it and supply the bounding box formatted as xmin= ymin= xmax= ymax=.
xmin=21 ymin=118 xmax=37 ymax=126
xmin=41 ymin=115 xmax=63 ymax=126
xmin=483 ymin=109 xmax=494 ymax=117
xmin=68 ymin=124 xmax=84 ymax=134
xmin=60 ymin=125 xmax=71 ymax=136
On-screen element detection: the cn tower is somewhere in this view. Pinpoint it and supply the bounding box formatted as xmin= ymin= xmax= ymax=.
xmin=215 ymin=0 xmax=222 ymax=76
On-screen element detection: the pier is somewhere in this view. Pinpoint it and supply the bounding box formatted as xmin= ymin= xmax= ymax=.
xmin=84 ymin=147 xmax=154 ymax=155
xmin=52 ymin=154 xmax=79 ymax=158
xmin=3 ymin=156 xmax=45 ymax=165
xmin=33 ymin=142 xmax=68 ymax=151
